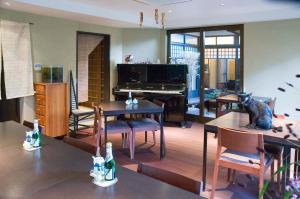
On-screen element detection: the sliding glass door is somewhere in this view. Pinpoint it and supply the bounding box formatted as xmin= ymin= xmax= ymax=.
xmin=167 ymin=25 xmax=243 ymax=122
xmin=169 ymin=32 xmax=202 ymax=117
xmin=203 ymin=30 xmax=241 ymax=118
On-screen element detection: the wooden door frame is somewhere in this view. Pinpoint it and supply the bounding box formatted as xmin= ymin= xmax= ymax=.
xmin=166 ymin=24 xmax=244 ymax=123
xmin=76 ymin=31 xmax=111 ymax=103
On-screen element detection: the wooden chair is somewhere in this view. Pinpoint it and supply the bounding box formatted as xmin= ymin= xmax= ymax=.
xmin=137 ymin=163 xmax=201 ymax=195
xmin=229 ymin=97 xmax=283 ymax=190
xmin=128 ymin=99 xmax=165 ymax=159
xmin=210 ymin=128 xmax=273 ymax=199
xmin=93 ymin=105 xmax=133 ymax=158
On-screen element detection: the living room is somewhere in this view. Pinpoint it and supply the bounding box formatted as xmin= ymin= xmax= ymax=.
xmin=0 ymin=0 xmax=300 ymax=198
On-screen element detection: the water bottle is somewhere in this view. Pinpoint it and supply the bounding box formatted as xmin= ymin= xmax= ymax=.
xmin=33 ymin=119 xmax=41 ymax=147
xmin=104 ymin=142 xmax=116 ymax=181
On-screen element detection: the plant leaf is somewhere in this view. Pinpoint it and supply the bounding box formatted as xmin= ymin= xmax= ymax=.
xmin=259 ymin=182 xmax=269 ymax=199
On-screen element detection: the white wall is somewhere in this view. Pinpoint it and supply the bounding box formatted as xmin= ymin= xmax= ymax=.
xmin=0 ymin=8 xmax=123 ymax=122
xmin=244 ymin=19 xmax=300 ymax=118
xmin=122 ymin=28 xmax=166 ymax=64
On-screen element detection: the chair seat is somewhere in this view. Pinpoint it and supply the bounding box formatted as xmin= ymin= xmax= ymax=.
xmin=264 ymin=144 xmax=283 ymax=159
xmin=220 ymin=149 xmax=272 ymax=168
xmin=106 ymin=120 xmax=131 ymax=133
xmin=72 ymin=106 xmax=94 ymax=116
xmin=128 ymin=118 xmax=160 ymax=131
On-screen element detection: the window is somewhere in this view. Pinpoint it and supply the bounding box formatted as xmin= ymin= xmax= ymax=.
xmin=170 ymin=33 xmax=199 ymax=64
xmin=186 ymin=36 xmax=198 ymax=45
xmin=217 ymin=36 xmax=234 ymax=45
xmin=205 ymin=37 xmax=216 ymax=45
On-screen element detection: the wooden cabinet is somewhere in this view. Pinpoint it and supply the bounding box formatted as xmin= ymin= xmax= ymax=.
xmin=34 ymin=83 xmax=68 ymax=137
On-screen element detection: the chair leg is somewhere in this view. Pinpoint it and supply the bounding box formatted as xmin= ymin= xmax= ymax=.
xmin=96 ymin=129 xmax=101 ymax=157
xmin=271 ymin=162 xmax=274 ymax=183
xmin=227 ymin=168 xmax=231 ymax=182
xmin=210 ymin=159 xmax=220 ymax=199
xmin=121 ymin=133 xmax=125 ymax=149
xmin=127 ymin=132 xmax=132 ymax=159
xmin=131 ymin=130 xmax=136 ymax=160
xmin=277 ymin=157 xmax=281 ymax=192
xmin=232 ymin=170 xmax=237 ymax=184
xmin=124 ymin=133 xmax=128 ymax=148
xmin=145 ymin=131 xmax=147 ymax=143
xmin=152 ymin=131 xmax=156 ymax=145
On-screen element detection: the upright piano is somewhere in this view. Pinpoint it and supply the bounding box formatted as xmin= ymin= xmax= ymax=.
xmin=113 ymin=64 xmax=188 ymax=126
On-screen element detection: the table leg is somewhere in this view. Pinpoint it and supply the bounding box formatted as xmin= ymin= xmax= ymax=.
xmin=297 ymin=148 xmax=300 ymax=176
xmin=294 ymin=149 xmax=298 ymax=178
xmin=160 ymin=112 xmax=164 ymax=159
xmin=215 ymin=102 xmax=219 ymax=118
xmin=73 ymin=115 xmax=78 ymax=135
xmin=282 ymin=146 xmax=291 ymax=192
xmin=202 ymin=128 xmax=208 ymax=191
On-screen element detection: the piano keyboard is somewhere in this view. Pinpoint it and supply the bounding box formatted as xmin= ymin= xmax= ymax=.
xmin=117 ymin=89 xmax=183 ymax=95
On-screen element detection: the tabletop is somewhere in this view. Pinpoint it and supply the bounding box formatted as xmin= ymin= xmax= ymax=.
xmin=205 ymin=112 xmax=300 ymax=146
xmin=216 ymin=94 xmax=271 ymax=103
xmin=100 ymin=100 xmax=163 ymax=116
xmin=0 ymin=121 xmax=200 ymax=199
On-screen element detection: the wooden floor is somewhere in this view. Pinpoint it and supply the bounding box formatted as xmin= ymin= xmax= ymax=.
xmin=64 ymin=122 xmax=281 ymax=199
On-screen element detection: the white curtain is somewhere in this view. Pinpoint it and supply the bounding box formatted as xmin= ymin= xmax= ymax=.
xmin=0 ymin=23 xmax=2 ymax=100
xmin=0 ymin=20 xmax=34 ymax=99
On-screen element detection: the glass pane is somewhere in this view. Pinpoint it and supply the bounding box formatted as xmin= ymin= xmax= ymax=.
xmin=169 ymin=32 xmax=201 ymax=116
xmin=171 ymin=34 xmax=184 ymax=43
xmin=186 ymin=36 xmax=198 ymax=45
xmin=217 ymin=36 xmax=234 ymax=45
xmin=204 ymin=31 xmax=241 ymax=119
xmin=205 ymin=37 xmax=216 ymax=45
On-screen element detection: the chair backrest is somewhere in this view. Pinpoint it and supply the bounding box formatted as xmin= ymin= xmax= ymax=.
xmin=218 ymin=127 xmax=263 ymax=154
xmin=23 ymin=120 xmax=44 ymax=134
xmin=137 ymin=163 xmax=201 ymax=195
xmin=93 ymin=104 xmax=103 ymax=129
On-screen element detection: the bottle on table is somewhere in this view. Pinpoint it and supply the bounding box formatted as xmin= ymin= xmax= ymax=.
xmin=32 ymin=119 xmax=41 ymax=147
xmin=128 ymin=91 xmax=132 ymax=102
xmin=104 ymin=142 xmax=116 ymax=181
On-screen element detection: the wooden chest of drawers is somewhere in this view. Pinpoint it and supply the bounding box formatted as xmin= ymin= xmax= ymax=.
xmin=34 ymin=83 xmax=68 ymax=137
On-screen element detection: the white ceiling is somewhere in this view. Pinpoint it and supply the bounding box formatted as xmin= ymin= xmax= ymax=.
xmin=1 ymin=0 xmax=300 ymax=28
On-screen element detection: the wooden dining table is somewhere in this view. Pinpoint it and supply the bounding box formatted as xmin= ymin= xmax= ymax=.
xmin=100 ymin=100 xmax=165 ymax=159
xmin=0 ymin=121 xmax=202 ymax=199
xmin=215 ymin=94 xmax=271 ymax=117
xmin=202 ymin=112 xmax=300 ymax=191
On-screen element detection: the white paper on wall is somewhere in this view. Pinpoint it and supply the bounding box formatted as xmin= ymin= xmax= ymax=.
xmin=0 ymin=22 xmax=2 ymax=100
xmin=0 ymin=20 xmax=34 ymax=99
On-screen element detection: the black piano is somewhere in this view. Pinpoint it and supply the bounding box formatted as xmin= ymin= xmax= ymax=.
xmin=113 ymin=64 xmax=188 ymax=126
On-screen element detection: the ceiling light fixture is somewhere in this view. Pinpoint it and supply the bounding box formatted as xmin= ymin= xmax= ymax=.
xmin=155 ymin=9 xmax=159 ymax=24
xmin=168 ymin=10 xmax=173 ymax=13
xmin=139 ymin=12 xmax=144 ymax=27
xmin=220 ymin=3 xmax=225 ymax=6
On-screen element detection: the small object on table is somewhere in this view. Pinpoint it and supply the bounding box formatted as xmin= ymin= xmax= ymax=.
xmin=132 ymin=98 xmax=138 ymax=104
xmin=23 ymin=119 xmax=42 ymax=151
xmin=91 ymin=142 xmax=118 ymax=187
xmin=125 ymin=91 xmax=133 ymax=105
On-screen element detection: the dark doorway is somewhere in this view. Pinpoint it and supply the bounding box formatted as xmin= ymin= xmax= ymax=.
xmin=0 ymin=56 xmax=20 ymax=122
xmin=76 ymin=31 xmax=110 ymax=106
